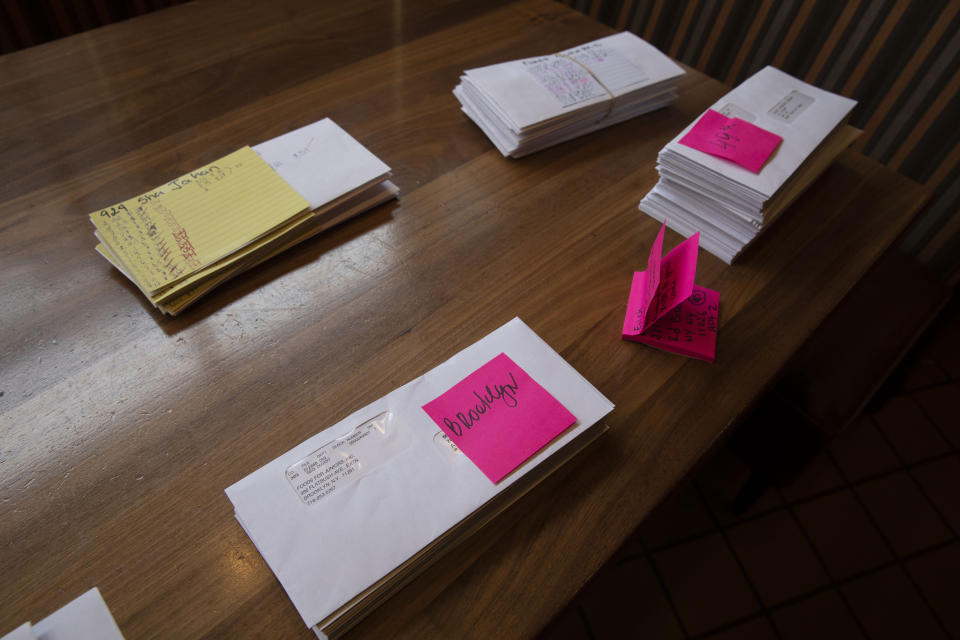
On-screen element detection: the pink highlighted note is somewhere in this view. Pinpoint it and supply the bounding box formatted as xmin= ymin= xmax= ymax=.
xmin=622 ymin=222 xmax=719 ymax=362
xmin=679 ymin=109 xmax=782 ymax=173
xmin=421 ymin=353 xmax=577 ymax=483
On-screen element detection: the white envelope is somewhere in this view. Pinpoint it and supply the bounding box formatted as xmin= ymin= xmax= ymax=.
xmin=225 ymin=317 xmax=614 ymax=632
xmin=662 ymin=66 xmax=857 ymax=199
xmin=1 ymin=588 xmax=126 ymax=640
xmin=462 ymin=32 xmax=684 ymax=131
xmin=252 ymin=118 xmax=391 ymax=211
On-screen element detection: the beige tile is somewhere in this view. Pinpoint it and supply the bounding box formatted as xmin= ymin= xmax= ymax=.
xmin=638 ymin=479 xmax=715 ymax=551
xmin=828 ymin=415 xmax=899 ymax=482
xmin=912 ymin=454 xmax=960 ymax=534
xmin=920 ymin=298 xmax=960 ymax=379
xmin=906 ymin=542 xmax=960 ymax=638
xmin=899 ymin=353 xmax=950 ymax=390
xmin=779 ymin=451 xmax=845 ymax=502
xmin=726 ymin=510 xmax=829 ymax=607
xmin=702 ymin=616 xmax=778 ymax=639
xmin=577 ymin=556 xmax=684 ymax=639
xmin=914 ymin=382 xmax=960 ymax=448
xmin=842 ymin=566 xmax=948 ymax=640
xmin=793 ymin=490 xmax=892 ymax=581
xmin=695 ymin=447 xmax=782 ymax=525
xmin=651 ymin=533 xmax=759 ymax=636
xmin=855 ymin=472 xmax=952 ymax=556
xmin=771 ymin=590 xmax=865 ymax=640
xmin=871 ymin=395 xmax=950 ymax=464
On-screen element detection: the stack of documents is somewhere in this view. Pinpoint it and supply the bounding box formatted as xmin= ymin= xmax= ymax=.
xmin=1 ymin=588 xmax=125 ymax=640
xmin=92 ymin=118 xmax=397 ymax=314
xmin=640 ymin=66 xmax=859 ymax=263
xmin=226 ymin=318 xmax=614 ymax=638
xmin=453 ymin=32 xmax=684 ymax=157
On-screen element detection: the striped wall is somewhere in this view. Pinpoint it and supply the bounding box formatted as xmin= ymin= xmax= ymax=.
xmin=563 ymin=0 xmax=960 ymax=282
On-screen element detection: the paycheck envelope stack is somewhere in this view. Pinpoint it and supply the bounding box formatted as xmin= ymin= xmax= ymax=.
xmin=225 ymin=318 xmax=614 ymax=639
xmin=91 ymin=118 xmax=397 ymax=315
xmin=453 ymin=32 xmax=684 ymax=157
xmin=640 ymin=66 xmax=860 ymax=264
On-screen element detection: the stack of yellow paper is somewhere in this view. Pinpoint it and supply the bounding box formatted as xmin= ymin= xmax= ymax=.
xmin=91 ymin=119 xmax=397 ymax=314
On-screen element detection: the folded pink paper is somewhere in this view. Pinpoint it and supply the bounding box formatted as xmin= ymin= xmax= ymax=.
xmin=622 ymin=223 xmax=719 ymax=362
xmin=627 ymin=285 xmax=719 ymax=361
xmin=679 ymin=109 xmax=782 ymax=173
xmin=421 ymin=353 xmax=577 ymax=483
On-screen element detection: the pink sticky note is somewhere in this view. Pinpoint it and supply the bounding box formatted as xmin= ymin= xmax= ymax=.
xmin=628 ymin=285 xmax=719 ymax=362
xmin=622 ymin=223 xmax=719 ymax=362
xmin=623 ymin=222 xmax=699 ymax=335
xmin=421 ymin=353 xmax=577 ymax=483
xmin=679 ymin=109 xmax=782 ymax=173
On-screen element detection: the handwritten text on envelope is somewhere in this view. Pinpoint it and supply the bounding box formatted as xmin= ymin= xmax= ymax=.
xmin=679 ymin=109 xmax=782 ymax=173
xmin=421 ymin=353 xmax=577 ymax=483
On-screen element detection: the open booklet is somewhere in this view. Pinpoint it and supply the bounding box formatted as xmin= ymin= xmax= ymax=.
xmin=454 ymin=32 xmax=684 ymax=157
xmin=622 ymin=222 xmax=719 ymax=362
xmin=640 ymin=66 xmax=859 ymax=263
xmin=225 ymin=318 xmax=614 ymax=638
xmin=92 ymin=118 xmax=397 ymax=314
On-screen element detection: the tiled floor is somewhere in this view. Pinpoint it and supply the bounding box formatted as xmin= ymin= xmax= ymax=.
xmin=539 ymin=292 xmax=960 ymax=639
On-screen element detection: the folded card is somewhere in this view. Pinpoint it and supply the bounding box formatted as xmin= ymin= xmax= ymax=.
xmin=622 ymin=223 xmax=719 ymax=362
xmin=225 ymin=318 xmax=613 ymax=635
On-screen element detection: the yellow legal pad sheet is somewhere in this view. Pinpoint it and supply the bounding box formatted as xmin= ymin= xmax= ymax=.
xmin=90 ymin=147 xmax=310 ymax=295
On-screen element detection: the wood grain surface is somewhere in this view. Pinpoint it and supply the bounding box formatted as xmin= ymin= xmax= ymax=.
xmin=0 ymin=1 xmax=929 ymax=638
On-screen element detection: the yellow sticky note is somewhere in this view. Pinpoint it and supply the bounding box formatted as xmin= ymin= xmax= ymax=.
xmin=91 ymin=147 xmax=309 ymax=294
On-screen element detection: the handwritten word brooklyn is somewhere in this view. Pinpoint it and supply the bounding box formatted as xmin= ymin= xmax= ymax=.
xmin=442 ymin=373 xmax=520 ymax=437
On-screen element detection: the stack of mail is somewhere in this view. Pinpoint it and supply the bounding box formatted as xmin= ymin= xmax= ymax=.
xmin=226 ymin=318 xmax=614 ymax=638
xmin=92 ymin=118 xmax=397 ymax=314
xmin=454 ymin=32 xmax=684 ymax=157
xmin=1 ymin=588 xmax=125 ymax=640
xmin=640 ymin=66 xmax=859 ymax=263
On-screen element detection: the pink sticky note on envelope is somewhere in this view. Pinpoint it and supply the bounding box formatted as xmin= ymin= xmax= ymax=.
xmin=421 ymin=353 xmax=577 ymax=483
xmin=622 ymin=222 xmax=719 ymax=362
xmin=679 ymin=109 xmax=782 ymax=173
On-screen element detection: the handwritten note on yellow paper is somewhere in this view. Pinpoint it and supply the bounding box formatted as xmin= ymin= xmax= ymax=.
xmin=90 ymin=147 xmax=309 ymax=294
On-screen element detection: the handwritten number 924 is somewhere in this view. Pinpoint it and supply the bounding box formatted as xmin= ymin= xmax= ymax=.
xmin=99 ymin=204 xmax=129 ymax=217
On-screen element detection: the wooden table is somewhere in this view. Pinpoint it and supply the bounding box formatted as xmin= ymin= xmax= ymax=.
xmin=0 ymin=1 xmax=929 ymax=638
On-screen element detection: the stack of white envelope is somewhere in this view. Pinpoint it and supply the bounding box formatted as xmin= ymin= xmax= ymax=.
xmin=640 ymin=66 xmax=860 ymax=264
xmin=1 ymin=588 xmax=125 ymax=640
xmin=453 ymin=32 xmax=684 ymax=157
xmin=226 ymin=318 xmax=614 ymax=638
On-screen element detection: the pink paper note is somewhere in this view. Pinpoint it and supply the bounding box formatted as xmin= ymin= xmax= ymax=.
xmin=626 ymin=285 xmax=719 ymax=362
xmin=623 ymin=222 xmax=699 ymax=335
xmin=679 ymin=109 xmax=782 ymax=173
xmin=421 ymin=353 xmax=577 ymax=483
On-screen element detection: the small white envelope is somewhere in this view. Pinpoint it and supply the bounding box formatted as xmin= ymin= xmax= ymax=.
xmin=252 ymin=118 xmax=390 ymax=211
xmin=4 ymin=588 xmax=125 ymax=640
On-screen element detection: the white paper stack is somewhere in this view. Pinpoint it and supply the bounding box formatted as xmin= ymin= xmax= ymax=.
xmin=640 ymin=66 xmax=860 ymax=263
xmin=454 ymin=32 xmax=684 ymax=157
xmin=226 ymin=318 xmax=614 ymax=638
xmin=1 ymin=588 xmax=125 ymax=640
